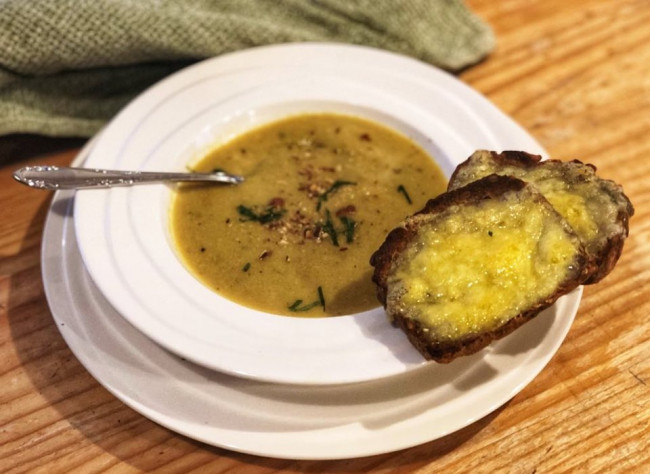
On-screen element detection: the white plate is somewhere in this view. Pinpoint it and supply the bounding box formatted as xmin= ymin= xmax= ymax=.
xmin=74 ymin=43 xmax=565 ymax=385
xmin=44 ymin=138 xmax=582 ymax=459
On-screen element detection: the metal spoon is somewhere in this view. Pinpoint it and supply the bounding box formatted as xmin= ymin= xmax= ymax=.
xmin=12 ymin=165 xmax=244 ymax=190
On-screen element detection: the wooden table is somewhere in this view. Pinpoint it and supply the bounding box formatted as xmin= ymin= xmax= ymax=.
xmin=2 ymin=0 xmax=648 ymax=471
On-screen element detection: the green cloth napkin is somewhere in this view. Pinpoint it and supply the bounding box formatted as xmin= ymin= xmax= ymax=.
xmin=0 ymin=0 xmax=494 ymax=138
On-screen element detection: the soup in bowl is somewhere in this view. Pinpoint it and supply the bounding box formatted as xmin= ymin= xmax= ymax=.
xmin=170 ymin=112 xmax=447 ymax=317
xmin=73 ymin=69 xmax=468 ymax=385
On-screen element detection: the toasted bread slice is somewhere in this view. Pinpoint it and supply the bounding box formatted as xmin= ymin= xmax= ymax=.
xmin=449 ymin=150 xmax=634 ymax=283
xmin=370 ymin=175 xmax=590 ymax=363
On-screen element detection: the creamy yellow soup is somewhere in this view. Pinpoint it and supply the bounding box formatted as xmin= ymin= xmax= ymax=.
xmin=170 ymin=113 xmax=446 ymax=317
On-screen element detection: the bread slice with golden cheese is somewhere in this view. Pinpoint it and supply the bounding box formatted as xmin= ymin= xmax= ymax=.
xmin=370 ymin=175 xmax=591 ymax=363
xmin=448 ymin=150 xmax=634 ymax=283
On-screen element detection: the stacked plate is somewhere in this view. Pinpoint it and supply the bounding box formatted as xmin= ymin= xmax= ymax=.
xmin=42 ymin=44 xmax=581 ymax=459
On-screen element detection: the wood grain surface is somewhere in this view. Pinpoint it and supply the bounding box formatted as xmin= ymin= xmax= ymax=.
xmin=1 ymin=0 xmax=649 ymax=472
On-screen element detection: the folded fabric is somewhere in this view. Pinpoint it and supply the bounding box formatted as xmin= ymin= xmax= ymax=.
xmin=0 ymin=0 xmax=494 ymax=138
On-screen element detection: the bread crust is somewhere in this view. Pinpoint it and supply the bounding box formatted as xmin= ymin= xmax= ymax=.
xmin=370 ymin=174 xmax=590 ymax=363
xmin=449 ymin=149 xmax=542 ymax=182
xmin=449 ymin=150 xmax=634 ymax=284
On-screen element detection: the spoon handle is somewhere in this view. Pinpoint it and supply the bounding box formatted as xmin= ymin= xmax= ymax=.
xmin=12 ymin=166 xmax=244 ymax=190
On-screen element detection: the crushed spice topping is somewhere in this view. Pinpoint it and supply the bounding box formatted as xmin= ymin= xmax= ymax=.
xmin=237 ymin=138 xmax=362 ymax=247
xmin=171 ymin=113 xmax=447 ymax=316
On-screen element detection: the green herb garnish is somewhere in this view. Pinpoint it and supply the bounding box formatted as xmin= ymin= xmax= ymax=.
xmin=237 ymin=205 xmax=258 ymax=221
xmin=288 ymin=287 xmax=325 ymax=312
xmin=317 ymin=180 xmax=356 ymax=211
xmin=317 ymin=286 xmax=325 ymax=310
xmin=237 ymin=204 xmax=285 ymax=224
xmin=322 ymin=209 xmax=339 ymax=246
xmin=288 ymin=299 xmax=321 ymax=311
xmin=242 ymin=262 xmax=251 ymax=272
xmin=339 ymin=216 xmax=356 ymax=244
xmin=397 ymin=184 xmax=412 ymax=204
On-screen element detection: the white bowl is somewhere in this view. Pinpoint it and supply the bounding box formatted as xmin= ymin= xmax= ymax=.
xmin=73 ymin=43 xmax=569 ymax=385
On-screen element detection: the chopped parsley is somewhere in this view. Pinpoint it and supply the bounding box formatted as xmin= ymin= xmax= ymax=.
xmin=323 ymin=209 xmax=339 ymax=246
xmin=397 ymin=184 xmax=412 ymax=204
xmin=320 ymin=209 xmax=358 ymax=246
xmin=339 ymin=216 xmax=356 ymax=244
xmin=288 ymin=286 xmax=325 ymax=312
xmin=317 ymin=180 xmax=356 ymax=211
xmin=318 ymin=286 xmax=326 ymax=309
xmin=237 ymin=204 xmax=285 ymax=224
